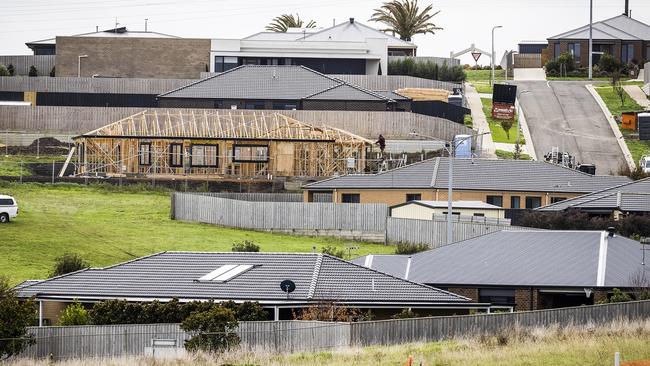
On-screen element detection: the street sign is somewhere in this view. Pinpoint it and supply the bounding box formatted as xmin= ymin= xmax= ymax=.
xmin=471 ymin=52 xmax=482 ymax=62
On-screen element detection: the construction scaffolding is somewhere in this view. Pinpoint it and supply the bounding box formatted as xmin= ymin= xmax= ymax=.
xmin=71 ymin=110 xmax=374 ymax=179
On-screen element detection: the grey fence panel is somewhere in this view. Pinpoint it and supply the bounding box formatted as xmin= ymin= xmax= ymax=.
xmin=172 ymin=192 xmax=388 ymax=232
xmin=197 ymin=192 xmax=303 ymax=202
xmin=350 ymin=300 xmax=650 ymax=346
xmin=0 ymin=56 xmax=56 ymax=77
xmin=0 ymin=106 xmax=470 ymax=144
xmin=0 ymin=76 xmax=194 ymax=94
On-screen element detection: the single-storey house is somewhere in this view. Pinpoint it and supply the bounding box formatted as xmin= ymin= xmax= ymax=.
xmin=547 ymin=14 xmax=650 ymax=66
xmin=353 ymin=230 xmax=650 ymax=311
xmin=302 ymin=157 xmax=631 ymax=208
xmin=157 ymin=65 xmax=411 ymax=111
xmin=16 ymin=252 xmax=487 ymax=325
xmin=390 ymin=200 xmax=506 ymax=220
xmin=537 ymin=177 xmax=650 ymax=218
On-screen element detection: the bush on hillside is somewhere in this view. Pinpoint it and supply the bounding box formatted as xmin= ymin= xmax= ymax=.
xmin=50 ymin=253 xmax=89 ymax=278
xmin=395 ymin=242 xmax=429 ymax=255
xmin=231 ymin=240 xmax=260 ymax=252
xmin=321 ymin=246 xmax=345 ymax=259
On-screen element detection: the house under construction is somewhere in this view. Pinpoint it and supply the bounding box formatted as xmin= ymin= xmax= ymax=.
xmin=70 ymin=110 xmax=374 ymax=179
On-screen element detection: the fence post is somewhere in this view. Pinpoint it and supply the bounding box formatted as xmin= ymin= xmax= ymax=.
xmin=51 ymin=160 xmax=55 ymax=184
xmin=170 ymin=193 xmax=176 ymax=220
xmin=20 ymin=161 xmax=23 ymax=184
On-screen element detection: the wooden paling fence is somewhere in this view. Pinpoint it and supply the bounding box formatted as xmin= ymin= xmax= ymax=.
xmin=19 ymin=301 xmax=650 ymax=359
xmin=197 ymin=192 xmax=304 ymax=202
xmin=513 ymin=54 xmax=543 ymax=68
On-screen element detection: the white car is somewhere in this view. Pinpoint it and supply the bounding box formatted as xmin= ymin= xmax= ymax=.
xmin=641 ymin=156 xmax=650 ymax=174
xmin=0 ymin=195 xmax=18 ymax=223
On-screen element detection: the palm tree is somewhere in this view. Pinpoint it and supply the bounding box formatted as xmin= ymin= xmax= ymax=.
xmin=369 ymin=0 xmax=442 ymax=41
xmin=266 ymin=14 xmax=316 ymax=32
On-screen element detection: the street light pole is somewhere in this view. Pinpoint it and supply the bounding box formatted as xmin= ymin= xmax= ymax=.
xmin=491 ymin=25 xmax=503 ymax=86
xmin=77 ymin=55 xmax=88 ymax=77
xmin=588 ymin=0 xmax=593 ymax=80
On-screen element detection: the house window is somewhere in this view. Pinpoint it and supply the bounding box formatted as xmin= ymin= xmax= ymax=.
xmin=341 ymin=193 xmax=360 ymax=203
xmin=568 ymin=43 xmax=581 ymax=62
xmin=233 ymin=145 xmax=269 ymax=162
xmin=510 ymin=196 xmax=521 ymax=209
xmin=473 ymin=213 xmax=485 ymax=217
xmin=550 ymin=197 xmax=567 ymax=204
xmin=646 ymin=45 xmax=650 ymax=60
xmin=139 ymin=142 xmax=152 ymax=166
xmin=214 ymin=56 xmax=238 ymax=72
xmin=486 ymin=195 xmax=503 ymax=207
xmin=554 ymin=43 xmax=560 ymax=59
xmin=272 ymin=102 xmax=298 ymax=110
xmin=479 ymin=288 xmax=515 ymax=307
xmin=191 ymin=144 xmax=219 ymax=167
xmin=406 ymin=193 xmax=422 ymax=201
xmin=169 ymin=143 xmax=183 ymax=168
xmin=442 ymin=211 xmax=461 ymax=216
xmin=525 ymin=196 xmax=542 ymax=209
xmin=244 ymin=101 xmax=266 ymax=110
xmin=622 ymin=44 xmax=634 ymax=64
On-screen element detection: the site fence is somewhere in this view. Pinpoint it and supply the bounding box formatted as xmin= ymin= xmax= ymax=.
xmin=18 ymin=300 xmax=650 ymax=360
xmin=0 ymin=106 xmax=471 ymax=146
xmin=171 ymin=192 xmax=521 ymax=245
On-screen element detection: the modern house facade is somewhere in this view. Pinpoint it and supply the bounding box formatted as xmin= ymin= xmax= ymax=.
xmin=303 ymin=158 xmax=631 ymax=208
xmin=16 ymin=252 xmax=485 ymax=325
xmin=353 ymin=230 xmax=650 ymax=311
xmin=209 ymin=18 xmax=417 ymax=76
xmin=547 ymin=14 xmax=650 ymax=66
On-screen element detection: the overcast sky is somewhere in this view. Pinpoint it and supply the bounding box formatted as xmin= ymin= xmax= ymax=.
xmin=1 ymin=0 xmax=649 ymax=65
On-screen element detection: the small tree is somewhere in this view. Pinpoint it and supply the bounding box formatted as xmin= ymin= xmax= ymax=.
xmin=49 ymin=66 xmax=55 ymax=77
xmin=0 ymin=277 xmax=36 ymax=360
xmin=28 ymin=65 xmax=38 ymax=77
xmin=231 ymin=240 xmax=260 ymax=252
xmin=50 ymin=253 xmax=89 ymax=278
xmin=598 ymin=53 xmax=623 ymax=73
xmin=7 ymin=64 xmax=15 ymax=76
xmin=181 ymin=306 xmax=239 ymax=352
xmin=58 ymin=300 xmax=90 ymax=326
xmin=0 ymin=65 xmax=9 ymax=77
xmin=611 ymin=72 xmax=627 ymax=108
xmin=500 ymin=119 xmax=514 ymax=140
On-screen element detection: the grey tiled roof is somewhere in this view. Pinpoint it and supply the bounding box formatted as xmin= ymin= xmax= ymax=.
xmin=17 ymin=252 xmax=470 ymax=306
xmin=549 ymin=15 xmax=650 ymax=41
xmin=538 ymin=178 xmax=650 ymax=212
xmin=304 ymin=158 xmax=631 ymax=193
xmin=354 ymin=231 xmax=650 ymax=288
xmin=373 ymin=90 xmax=411 ymax=101
xmin=158 ymin=65 xmax=396 ymax=103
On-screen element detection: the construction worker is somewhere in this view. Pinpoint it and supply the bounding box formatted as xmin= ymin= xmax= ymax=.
xmin=376 ymin=134 xmax=386 ymax=153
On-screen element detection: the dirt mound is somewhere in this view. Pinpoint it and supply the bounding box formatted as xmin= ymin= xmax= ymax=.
xmin=7 ymin=137 xmax=71 ymax=155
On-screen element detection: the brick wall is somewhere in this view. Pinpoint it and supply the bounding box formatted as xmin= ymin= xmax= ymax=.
xmin=56 ymin=36 xmax=210 ymax=79
xmin=447 ymin=287 xmax=478 ymax=301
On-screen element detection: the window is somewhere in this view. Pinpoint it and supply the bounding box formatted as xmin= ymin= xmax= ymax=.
xmin=646 ymin=45 xmax=650 ymax=60
xmin=191 ymin=145 xmax=219 ymax=167
xmin=473 ymin=213 xmax=485 ymax=217
xmin=214 ymin=56 xmax=238 ymax=72
xmin=341 ymin=194 xmax=360 ymax=203
xmin=442 ymin=211 xmax=461 ymax=216
xmin=486 ymin=195 xmax=503 ymax=207
xmin=406 ymin=193 xmax=422 ymax=201
xmin=139 ymin=142 xmax=152 ymax=166
xmin=568 ymin=43 xmax=581 ymax=62
xmin=551 ymin=197 xmax=567 ymax=204
xmin=233 ymin=145 xmax=269 ymax=162
xmin=622 ymin=44 xmax=634 ymax=64
xmin=169 ymin=143 xmax=183 ymax=168
xmin=525 ymin=196 xmax=542 ymax=209
xmin=554 ymin=43 xmax=560 ymax=60
xmin=510 ymin=196 xmax=521 ymax=209
xmin=272 ymin=102 xmax=297 ymax=110
xmin=479 ymin=288 xmax=515 ymax=306
xmin=0 ymin=198 xmax=15 ymax=206
xmin=244 ymin=101 xmax=266 ymax=110
xmin=198 ymin=264 xmax=253 ymax=282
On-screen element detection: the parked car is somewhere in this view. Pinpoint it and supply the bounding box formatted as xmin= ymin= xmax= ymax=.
xmin=0 ymin=195 xmax=18 ymax=223
xmin=640 ymin=156 xmax=650 ymax=174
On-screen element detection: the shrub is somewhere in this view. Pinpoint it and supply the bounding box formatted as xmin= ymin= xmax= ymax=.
xmin=391 ymin=308 xmax=419 ymax=319
xmin=517 ymin=210 xmax=650 ymax=237
xmin=231 ymin=240 xmax=260 ymax=252
xmin=500 ymin=119 xmax=514 ymax=139
xmin=49 ymin=66 xmax=55 ymax=77
xmin=557 ymin=52 xmax=576 ymax=72
xmin=603 ymin=288 xmax=632 ymax=304
xmin=28 ymin=65 xmax=38 ymax=77
xmin=7 ymin=64 xmax=15 ymax=76
xmin=50 ymin=253 xmax=89 ymax=277
xmin=0 ymin=65 xmax=9 ymax=77
xmin=598 ymin=53 xmax=623 ymax=73
xmin=293 ymin=301 xmax=369 ymax=322
xmin=0 ymin=277 xmax=36 ymax=360
xmin=395 ymin=242 xmax=429 ymax=255
xmin=321 ymin=246 xmax=345 ymax=259
xmin=181 ymin=306 xmax=240 ymax=352
xmin=545 ymin=60 xmax=560 ymax=74
xmin=58 ymin=300 xmax=90 ymax=326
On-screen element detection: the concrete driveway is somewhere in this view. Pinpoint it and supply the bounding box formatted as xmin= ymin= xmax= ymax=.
xmin=515 ymin=80 xmax=626 ymax=175
xmin=513 ymin=68 xmax=546 ymax=81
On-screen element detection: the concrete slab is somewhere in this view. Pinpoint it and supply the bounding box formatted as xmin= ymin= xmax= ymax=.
xmin=513 ymin=68 xmax=546 ymax=81
xmin=464 ymin=83 xmax=497 ymax=159
xmin=623 ymin=85 xmax=650 ymax=108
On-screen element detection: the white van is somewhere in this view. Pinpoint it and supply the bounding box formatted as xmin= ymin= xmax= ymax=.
xmin=0 ymin=195 xmax=18 ymax=223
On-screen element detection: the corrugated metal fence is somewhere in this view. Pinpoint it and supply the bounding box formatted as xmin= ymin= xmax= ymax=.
xmin=172 ymin=192 xmax=388 ymax=232
xmin=20 ymin=301 xmax=650 ymax=359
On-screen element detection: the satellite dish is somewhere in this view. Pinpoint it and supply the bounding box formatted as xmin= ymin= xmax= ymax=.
xmin=280 ymin=279 xmax=296 ymax=293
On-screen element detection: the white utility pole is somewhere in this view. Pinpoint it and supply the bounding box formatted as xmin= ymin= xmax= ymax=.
xmin=588 ymin=0 xmax=593 ymax=80
xmin=491 ymin=25 xmax=503 ymax=86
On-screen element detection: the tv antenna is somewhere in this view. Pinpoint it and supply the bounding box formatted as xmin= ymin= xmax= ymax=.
xmin=280 ymin=279 xmax=296 ymax=299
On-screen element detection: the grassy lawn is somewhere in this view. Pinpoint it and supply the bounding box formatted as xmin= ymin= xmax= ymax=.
xmin=0 ymin=182 xmax=393 ymax=284
xmin=594 ymin=86 xmax=650 ymax=163
xmin=463 ymin=114 xmax=473 ymax=128
xmin=466 ymin=69 xmax=505 ymax=94
xmin=480 ymin=98 xmax=524 ymax=144
xmin=495 ymin=149 xmax=531 ymax=160
xmin=0 ymin=154 xmax=68 ymax=176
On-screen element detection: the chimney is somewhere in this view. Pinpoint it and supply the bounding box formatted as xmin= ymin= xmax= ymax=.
xmin=349 ymin=17 xmax=355 ymax=24
xmin=624 ymin=0 xmax=629 ymax=16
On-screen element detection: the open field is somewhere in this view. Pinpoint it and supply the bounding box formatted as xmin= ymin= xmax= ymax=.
xmin=480 ymin=98 xmax=523 ymax=144
xmin=0 ymin=182 xmax=393 ymax=284
xmin=594 ymin=86 xmax=650 ymax=163
xmin=8 ymin=320 xmax=650 ymax=366
xmin=465 ymin=69 xmax=505 ymax=94
xmin=0 ymin=154 xmax=68 ymax=176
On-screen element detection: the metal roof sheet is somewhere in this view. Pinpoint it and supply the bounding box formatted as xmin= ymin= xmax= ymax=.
xmin=538 ymin=178 xmax=650 ymax=211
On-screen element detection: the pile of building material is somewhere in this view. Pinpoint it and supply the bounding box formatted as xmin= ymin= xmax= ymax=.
xmin=395 ymin=88 xmax=450 ymax=101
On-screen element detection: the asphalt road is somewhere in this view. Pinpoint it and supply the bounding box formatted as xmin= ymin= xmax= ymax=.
xmin=515 ymin=80 xmax=626 ymax=175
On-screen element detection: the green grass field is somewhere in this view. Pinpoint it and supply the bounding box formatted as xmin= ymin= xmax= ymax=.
xmin=594 ymin=86 xmax=650 ymax=163
xmin=465 ymin=69 xmax=505 ymax=94
xmin=495 ymin=149 xmax=531 ymax=160
xmin=0 ymin=154 xmax=68 ymax=176
xmin=0 ymin=182 xmax=393 ymax=284
xmin=480 ymin=98 xmax=524 ymax=144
